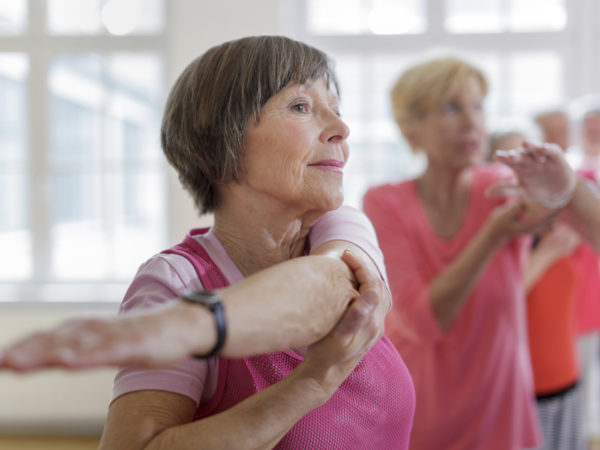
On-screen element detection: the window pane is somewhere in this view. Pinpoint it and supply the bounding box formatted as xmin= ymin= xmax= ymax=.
xmin=508 ymin=53 xmax=562 ymax=116
xmin=48 ymin=53 xmax=165 ymax=280
xmin=334 ymin=53 xmax=424 ymax=207
xmin=0 ymin=174 xmax=31 ymax=279
xmin=307 ymin=0 xmax=425 ymax=35
xmin=0 ymin=0 xmax=27 ymax=34
xmin=510 ymin=0 xmax=566 ymax=31
xmin=445 ymin=0 xmax=504 ymax=33
xmin=0 ymin=54 xmax=28 ymax=161
xmin=47 ymin=0 xmax=164 ymax=35
xmin=446 ymin=0 xmax=566 ymax=33
xmin=113 ymin=170 xmax=165 ymax=278
xmin=0 ymin=53 xmax=30 ymax=280
xmin=49 ymin=171 xmax=102 ymax=274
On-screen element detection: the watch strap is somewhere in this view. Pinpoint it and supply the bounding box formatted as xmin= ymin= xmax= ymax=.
xmin=180 ymin=290 xmax=227 ymax=358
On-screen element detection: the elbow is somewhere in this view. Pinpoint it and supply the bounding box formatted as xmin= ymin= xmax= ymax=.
xmin=100 ymin=417 xmax=171 ymax=450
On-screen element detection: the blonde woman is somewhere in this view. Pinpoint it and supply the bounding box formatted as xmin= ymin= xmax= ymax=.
xmin=364 ymin=57 xmax=600 ymax=449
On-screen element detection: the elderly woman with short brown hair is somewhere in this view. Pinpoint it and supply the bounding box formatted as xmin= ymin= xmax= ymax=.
xmin=89 ymin=36 xmax=416 ymax=449
xmin=363 ymin=56 xmax=600 ymax=449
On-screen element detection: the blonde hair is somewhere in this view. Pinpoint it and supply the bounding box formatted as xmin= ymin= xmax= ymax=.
xmin=390 ymin=57 xmax=488 ymax=139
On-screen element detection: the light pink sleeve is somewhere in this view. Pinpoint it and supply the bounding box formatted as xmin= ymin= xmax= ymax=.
xmin=309 ymin=205 xmax=388 ymax=286
xmin=112 ymin=255 xmax=211 ymax=406
xmin=362 ymin=186 xmax=444 ymax=345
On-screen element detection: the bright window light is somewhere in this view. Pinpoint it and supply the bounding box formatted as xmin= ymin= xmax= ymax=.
xmin=0 ymin=0 xmax=27 ymax=34
xmin=307 ymin=0 xmax=425 ymax=35
xmin=47 ymin=0 xmax=164 ymax=35
xmin=445 ymin=0 xmax=567 ymax=33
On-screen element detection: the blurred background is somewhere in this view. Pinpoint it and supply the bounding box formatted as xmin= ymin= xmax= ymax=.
xmin=0 ymin=0 xmax=599 ymax=447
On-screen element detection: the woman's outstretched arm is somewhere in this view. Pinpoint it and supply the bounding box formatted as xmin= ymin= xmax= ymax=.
xmin=0 ymin=254 xmax=355 ymax=371
xmin=0 ymin=209 xmax=388 ymax=371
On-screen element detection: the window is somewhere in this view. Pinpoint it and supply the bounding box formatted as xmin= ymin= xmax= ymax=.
xmin=0 ymin=0 xmax=166 ymax=301
xmin=307 ymin=0 xmax=426 ymax=35
xmin=445 ymin=0 xmax=567 ymax=33
xmin=0 ymin=53 xmax=29 ymax=280
xmin=281 ymin=0 xmax=586 ymax=207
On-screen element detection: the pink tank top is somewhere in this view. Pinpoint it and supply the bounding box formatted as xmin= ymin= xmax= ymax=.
xmin=165 ymin=228 xmax=415 ymax=449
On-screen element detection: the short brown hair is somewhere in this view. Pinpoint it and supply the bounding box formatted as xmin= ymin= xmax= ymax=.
xmin=161 ymin=35 xmax=339 ymax=214
xmin=390 ymin=57 xmax=488 ymax=139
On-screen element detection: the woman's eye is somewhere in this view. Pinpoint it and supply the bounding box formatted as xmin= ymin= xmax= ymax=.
xmin=442 ymin=102 xmax=459 ymax=114
xmin=292 ymin=103 xmax=308 ymax=113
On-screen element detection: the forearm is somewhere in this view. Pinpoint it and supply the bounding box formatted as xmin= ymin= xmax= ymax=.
xmin=0 ymin=252 xmax=357 ymax=371
xmin=523 ymin=249 xmax=553 ymax=292
xmin=186 ymin=254 xmax=356 ymax=358
xmin=145 ymin=368 xmax=329 ymax=450
xmin=429 ymin=223 xmax=503 ymax=330
xmin=565 ymin=177 xmax=600 ymax=252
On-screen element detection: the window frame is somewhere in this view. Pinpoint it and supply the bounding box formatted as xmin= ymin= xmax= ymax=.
xmin=0 ymin=0 xmax=167 ymax=303
xmin=282 ymin=0 xmax=598 ymax=104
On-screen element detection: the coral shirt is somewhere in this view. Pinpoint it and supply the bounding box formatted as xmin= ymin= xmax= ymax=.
xmin=573 ymin=243 xmax=600 ymax=334
xmin=363 ymin=164 xmax=541 ymax=450
xmin=573 ymin=172 xmax=600 ymax=335
xmin=527 ymin=257 xmax=579 ymax=394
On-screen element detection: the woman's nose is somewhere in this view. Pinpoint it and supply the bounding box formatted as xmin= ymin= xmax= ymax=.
xmin=322 ymin=112 xmax=350 ymax=144
xmin=461 ymin=109 xmax=481 ymax=128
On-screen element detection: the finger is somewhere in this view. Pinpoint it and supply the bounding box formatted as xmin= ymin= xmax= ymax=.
xmin=341 ymin=250 xmax=377 ymax=287
xmin=2 ymin=346 xmax=46 ymax=372
xmin=494 ymin=149 xmax=523 ymax=165
xmin=3 ymin=329 xmax=94 ymax=371
xmin=340 ymin=249 xmax=361 ymax=271
xmin=497 ymin=146 xmax=543 ymax=172
xmin=334 ymin=291 xmax=377 ymax=336
xmin=524 ymin=141 xmax=553 ymax=166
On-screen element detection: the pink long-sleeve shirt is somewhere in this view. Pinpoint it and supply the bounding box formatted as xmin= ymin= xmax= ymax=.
xmin=363 ymin=164 xmax=541 ymax=450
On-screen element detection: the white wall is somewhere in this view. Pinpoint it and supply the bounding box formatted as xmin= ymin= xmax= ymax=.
xmin=0 ymin=304 xmax=118 ymax=435
xmin=0 ymin=0 xmax=282 ymax=435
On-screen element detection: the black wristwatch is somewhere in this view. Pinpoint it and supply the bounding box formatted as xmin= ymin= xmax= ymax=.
xmin=180 ymin=290 xmax=226 ymax=358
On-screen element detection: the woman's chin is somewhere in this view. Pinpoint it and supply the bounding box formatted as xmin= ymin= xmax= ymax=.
xmin=313 ymin=193 xmax=344 ymax=213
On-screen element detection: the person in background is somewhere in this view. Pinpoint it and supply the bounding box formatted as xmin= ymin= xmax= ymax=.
xmin=534 ymin=109 xmax=570 ymax=152
xmin=567 ymin=96 xmax=600 ymax=450
xmin=522 ymin=108 xmax=585 ymax=450
xmin=3 ymin=35 xmax=416 ymax=450
xmin=569 ymin=95 xmax=600 ymax=176
xmin=580 ymin=106 xmax=600 ymax=175
xmin=534 ymin=104 xmax=600 ymax=450
xmin=363 ymin=56 xmax=600 ymax=450
xmin=524 ymin=219 xmax=584 ymax=450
